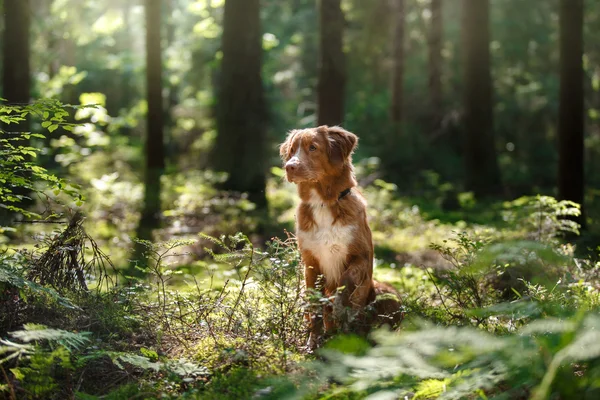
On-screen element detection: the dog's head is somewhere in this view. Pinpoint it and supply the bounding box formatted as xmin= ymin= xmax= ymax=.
xmin=279 ymin=125 xmax=358 ymax=183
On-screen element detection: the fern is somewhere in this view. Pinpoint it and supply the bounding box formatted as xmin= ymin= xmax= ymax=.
xmin=300 ymin=312 xmax=600 ymax=399
xmin=1 ymin=325 xmax=87 ymax=397
xmin=9 ymin=324 xmax=91 ymax=352
xmin=0 ymin=253 xmax=77 ymax=309
xmin=85 ymin=350 xmax=209 ymax=378
xmin=532 ymin=315 xmax=600 ymax=400
xmin=113 ymin=353 xmax=162 ymax=372
xmin=164 ymin=359 xmax=210 ymax=377
xmin=0 ymin=339 xmax=34 ymax=364
xmin=10 ymin=346 xmax=73 ymax=397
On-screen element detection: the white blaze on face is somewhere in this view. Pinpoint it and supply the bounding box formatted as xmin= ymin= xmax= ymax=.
xmin=288 ymin=145 xmax=305 ymax=164
xmin=285 ymin=144 xmax=305 ymax=182
xmin=297 ymin=190 xmax=356 ymax=287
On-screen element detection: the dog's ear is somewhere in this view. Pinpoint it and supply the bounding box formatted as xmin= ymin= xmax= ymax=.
xmin=279 ymin=130 xmax=299 ymax=161
xmin=322 ymin=125 xmax=358 ymax=164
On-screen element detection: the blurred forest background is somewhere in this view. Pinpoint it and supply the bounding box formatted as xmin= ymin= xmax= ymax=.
xmin=2 ymin=0 xmax=598 ymax=241
xmin=2 ymin=0 xmax=600 ymax=399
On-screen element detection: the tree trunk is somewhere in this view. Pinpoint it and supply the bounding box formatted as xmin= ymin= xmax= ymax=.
xmin=212 ymin=0 xmax=267 ymax=208
xmin=428 ymin=0 xmax=443 ymax=127
xmin=558 ymin=0 xmax=585 ymax=227
xmin=118 ymin=2 xmax=134 ymax=110
xmin=164 ymin=0 xmax=180 ymax=166
xmin=462 ymin=0 xmax=502 ymax=197
xmin=2 ymin=0 xmax=30 ymax=108
xmin=317 ymin=0 xmax=346 ymax=126
xmin=1 ymin=0 xmax=31 ymax=226
xmin=390 ymin=0 xmax=405 ymax=128
xmin=133 ymin=0 xmax=166 ymax=270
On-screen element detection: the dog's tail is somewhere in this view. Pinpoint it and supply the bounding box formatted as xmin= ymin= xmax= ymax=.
xmin=367 ymin=280 xmax=404 ymax=329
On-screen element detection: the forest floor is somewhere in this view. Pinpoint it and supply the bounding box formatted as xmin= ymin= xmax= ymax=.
xmin=2 ymin=171 xmax=600 ymax=399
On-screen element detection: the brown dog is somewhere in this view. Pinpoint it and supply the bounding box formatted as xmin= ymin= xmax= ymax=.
xmin=280 ymin=125 xmax=402 ymax=348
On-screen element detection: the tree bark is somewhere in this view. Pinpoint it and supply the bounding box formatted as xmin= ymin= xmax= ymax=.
xmin=212 ymin=0 xmax=267 ymax=208
xmin=390 ymin=0 xmax=405 ymax=128
xmin=428 ymin=0 xmax=443 ymax=126
xmin=558 ymin=0 xmax=585 ymax=226
xmin=2 ymin=0 xmax=31 ymax=108
xmin=134 ymin=0 xmax=166 ymax=268
xmin=317 ymin=0 xmax=346 ymax=126
xmin=462 ymin=0 xmax=502 ymax=197
xmin=1 ymin=0 xmax=31 ymax=225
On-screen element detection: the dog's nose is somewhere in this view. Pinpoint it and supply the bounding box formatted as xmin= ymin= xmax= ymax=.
xmin=285 ymin=158 xmax=299 ymax=173
xmin=285 ymin=163 xmax=297 ymax=173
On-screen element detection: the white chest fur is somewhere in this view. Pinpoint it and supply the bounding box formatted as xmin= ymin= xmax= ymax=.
xmin=297 ymin=191 xmax=356 ymax=287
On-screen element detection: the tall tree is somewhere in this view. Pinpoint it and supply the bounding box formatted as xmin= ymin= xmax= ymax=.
xmin=212 ymin=0 xmax=266 ymax=208
xmin=558 ymin=0 xmax=585 ymax=226
xmin=317 ymin=0 xmax=346 ymax=126
xmin=390 ymin=0 xmax=405 ymax=128
xmin=428 ymin=0 xmax=443 ymax=126
xmin=462 ymin=0 xmax=502 ymax=197
xmin=1 ymin=0 xmax=31 ymax=226
xmin=2 ymin=0 xmax=31 ymax=108
xmin=134 ymin=0 xmax=166 ymax=264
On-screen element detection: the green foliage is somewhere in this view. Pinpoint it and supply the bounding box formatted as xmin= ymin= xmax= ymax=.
xmin=0 ymin=251 xmax=77 ymax=311
xmin=194 ymin=367 xmax=260 ymax=400
xmin=192 ymin=233 xmax=306 ymax=373
xmin=428 ymin=232 xmax=495 ymax=323
xmin=1 ymin=324 xmax=90 ymax=398
xmin=81 ymin=349 xmax=209 ymax=380
xmin=425 ymin=198 xmax=584 ymax=325
xmin=0 ymin=99 xmax=88 ymax=226
xmin=74 ymin=384 xmax=158 ymax=400
xmin=0 ymin=324 xmax=90 ymax=364
xmin=502 ymin=195 xmax=582 ymax=242
xmin=10 ymin=346 xmax=73 ymax=398
xmin=323 ymin=335 xmax=371 ymax=357
xmin=9 ymin=324 xmax=91 ymax=352
xmin=2 ymin=189 xmax=598 ymax=400
xmin=288 ymin=312 xmax=600 ymax=399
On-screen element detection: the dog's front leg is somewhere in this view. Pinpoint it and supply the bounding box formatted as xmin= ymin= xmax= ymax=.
xmin=336 ymin=259 xmax=374 ymax=333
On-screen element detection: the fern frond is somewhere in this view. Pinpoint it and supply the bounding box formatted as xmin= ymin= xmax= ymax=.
xmin=10 ymin=324 xmax=91 ymax=352
xmin=200 ymin=233 xmax=228 ymax=250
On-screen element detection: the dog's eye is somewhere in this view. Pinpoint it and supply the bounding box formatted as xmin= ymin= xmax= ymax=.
xmin=309 ymin=145 xmax=317 ymax=152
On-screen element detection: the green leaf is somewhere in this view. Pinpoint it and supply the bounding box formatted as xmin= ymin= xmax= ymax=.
xmin=10 ymin=368 xmax=25 ymax=381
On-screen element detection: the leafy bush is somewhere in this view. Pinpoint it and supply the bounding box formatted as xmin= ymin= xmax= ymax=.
xmin=0 ymin=99 xmax=88 ymax=228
